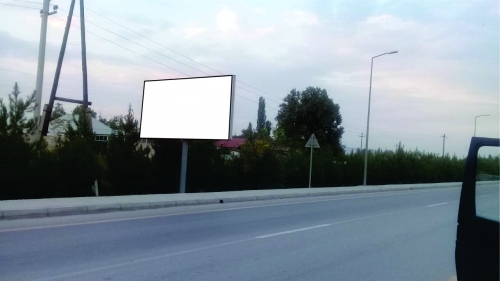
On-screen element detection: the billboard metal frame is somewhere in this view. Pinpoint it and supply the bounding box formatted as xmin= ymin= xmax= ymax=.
xmin=139 ymin=75 xmax=236 ymax=141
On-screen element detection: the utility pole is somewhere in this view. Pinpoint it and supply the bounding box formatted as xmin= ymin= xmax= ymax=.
xmin=359 ymin=132 xmax=365 ymax=150
xmin=79 ymin=0 xmax=88 ymax=109
xmin=34 ymin=0 xmax=57 ymax=139
xmin=40 ymin=0 xmax=93 ymax=137
xmin=441 ymin=134 xmax=446 ymax=157
xmin=79 ymin=0 xmax=92 ymax=129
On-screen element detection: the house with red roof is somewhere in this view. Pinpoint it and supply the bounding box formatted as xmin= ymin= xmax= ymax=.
xmin=215 ymin=137 xmax=246 ymax=159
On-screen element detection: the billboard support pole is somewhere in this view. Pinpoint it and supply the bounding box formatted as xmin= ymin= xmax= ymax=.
xmin=179 ymin=140 xmax=188 ymax=193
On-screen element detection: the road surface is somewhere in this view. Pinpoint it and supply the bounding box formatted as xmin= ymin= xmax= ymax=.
xmin=1 ymin=186 xmax=487 ymax=281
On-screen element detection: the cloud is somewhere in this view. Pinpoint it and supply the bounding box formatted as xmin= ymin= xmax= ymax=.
xmin=284 ymin=11 xmax=320 ymax=26
xmin=217 ymin=6 xmax=238 ymax=32
xmin=250 ymin=6 xmax=266 ymax=15
xmin=364 ymin=14 xmax=413 ymax=30
xmin=47 ymin=17 xmax=68 ymax=31
xmin=183 ymin=27 xmax=207 ymax=38
xmin=0 ymin=31 xmax=38 ymax=59
xmin=254 ymin=26 xmax=277 ymax=36
xmin=318 ymin=71 xmax=368 ymax=88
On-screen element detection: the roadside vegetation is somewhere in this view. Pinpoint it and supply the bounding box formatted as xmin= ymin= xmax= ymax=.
xmin=1 ymin=83 xmax=498 ymax=200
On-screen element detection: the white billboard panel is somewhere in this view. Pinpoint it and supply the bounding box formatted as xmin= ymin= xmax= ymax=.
xmin=140 ymin=75 xmax=235 ymax=140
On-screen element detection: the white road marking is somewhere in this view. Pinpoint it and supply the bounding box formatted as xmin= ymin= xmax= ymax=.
xmin=256 ymin=224 xmax=331 ymax=239
xmin=0 ymin=187 xmax=459 ymax=233
xmin=31 ymin=200 xmax=458 ymax=280
xmin=426 ymin=202 xmax=448 ymax=207
xmin=33 ymin=237 xmax=256 ymax=281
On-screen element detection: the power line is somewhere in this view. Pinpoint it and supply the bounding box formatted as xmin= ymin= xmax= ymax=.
xmin=82 ymin=6 xmax=284 ymax=104
xmin=62 ymin=9 xmax=283 ymax=107
xmin=58 ymin=9 xmax=283 ymax=108
xmin=53 ymin=15 xmax=191 ymax=76
xmin=51 ymin=15 xmax=278 ymax=111
xmin=9 ymin=0 xmax=42 ymax=3
xmin=234 ymin=86 xmax=279 ymax=111
xmin=342 ymin=120 xmax=433 ymax=139
xmin=9 ymin=0 xmax=55 ymax=4
xmin=61 ymin=10 xmax=212 ymax=76
xmin=0 ymin=2 xmax=39 ymax=9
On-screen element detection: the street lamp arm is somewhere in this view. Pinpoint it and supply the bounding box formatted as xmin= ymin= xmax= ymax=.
xmin=372 ymin=53 xmax=387 ymax=59
xmin=373 ymin=51 xmax=398 ymax=59
xmin=363 ymin=50 xmax=398 ymax=186
xmin=474 ymin=114 xmax=490 ymax=137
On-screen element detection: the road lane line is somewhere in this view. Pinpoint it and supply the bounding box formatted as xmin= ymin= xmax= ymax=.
xmin=0 ymin=187 xmax=460 ymax=233
xmin=426 ymin=202 xmax=448 ymax=207
xmin=256 ymin=224 xmax=331 ymax=239
xmin=32 ymin=200 xmax=460 ymax=280
xmin=33 ymin=237 xmax=256 ymax=281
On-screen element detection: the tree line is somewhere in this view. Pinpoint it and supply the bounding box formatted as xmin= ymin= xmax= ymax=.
xmin=1 ymin=83 xmax=498 ymax=200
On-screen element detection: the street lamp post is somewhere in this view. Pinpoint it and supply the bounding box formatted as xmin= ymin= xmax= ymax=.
xmin=363 ymin=51 xmax=398 ymax=186
xmin=474 ymin=114 xmax=489 ymax=137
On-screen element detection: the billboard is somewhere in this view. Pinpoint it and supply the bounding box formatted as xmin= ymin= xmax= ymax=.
xmin=140 ymin=75 xmax=235 ymax=140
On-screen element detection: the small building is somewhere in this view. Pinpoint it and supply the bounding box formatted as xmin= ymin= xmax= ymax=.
xmin=45 ymin=114 xmax=112 ymax=147
xmin=215 ymin=137 xmax=246 ymax=160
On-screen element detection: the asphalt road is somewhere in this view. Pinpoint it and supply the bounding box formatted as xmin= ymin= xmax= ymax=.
xmin=476 ymin=182 xmax=500 ymax=222
xmin=0 ymin=187 xmax=478 ymax=281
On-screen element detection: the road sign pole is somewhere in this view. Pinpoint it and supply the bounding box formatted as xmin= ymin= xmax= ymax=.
xmin=309 ymin=144 xmax=313 ymax=188
xmin=179 ymin=140 xmax=188 ymax=193
xmin=305 ymin=133 xmax=319 ymax=188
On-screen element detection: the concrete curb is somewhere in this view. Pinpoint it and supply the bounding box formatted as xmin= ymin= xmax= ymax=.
xmin=0 ymin=183 xmax=465 ymax=220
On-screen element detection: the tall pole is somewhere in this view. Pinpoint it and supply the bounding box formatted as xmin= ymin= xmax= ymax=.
xmin=179 ymin=140 xmax=188 ymax=193
xmin=34 ymin=0 xmax=51 ymax=136
xmin=363 ymin=51 xmax=398 ymax=186
xmin=441 ymin=134 xmax=446 ymax=157
xmin=359 ymin=132 xmax=365 ymax=150
xmin=79 ymin=0 xmax=88 ymax=109
xmin=40 ymin=0 xmax=75 ymax=136
xmin=474 ymin=118 xmax=476 ymax=137
xmin=363 ymin=58 xmax=374 ymax=186
xmin=79 ymin=0 xmax=92 ymax=133
xmin=309 ymin=143 xmax=313 ymax=188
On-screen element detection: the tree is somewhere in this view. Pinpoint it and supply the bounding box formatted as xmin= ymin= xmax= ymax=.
xmin=275 ymin=87 xmax=344 ymax=154
xmin=51 ymin=103 xmax=66 ymax=121
xmin=0 ymin=83 xmax=37 ymax=138
xmin=265 ymin=120 xmax=272 ymax=138
xmin=98 ymin=114 xmax=120 ymax=131
xmin=114 ymin=105 xmax=139 ymax=141
xmin=106 ymin=104 xmax=151 ymax=195
xmin=49 ymin=103 xmax=68 ymax=134
xmin=51 ymin=107 xmax=100 ymax=197
xmin=64 ymin=108 xmax=94 ymax=142
xmin=72 ymin=105 xmax=97 ymax=118
xmin=0 ymin=83 xmax=53 ymax=200
xmin=256 ymin=97 xmax=272 ymax=138
xmin=238 ymin=138 xmax=284 ymax=189
xmin=241 ymin=122 xmax=255 ymax=139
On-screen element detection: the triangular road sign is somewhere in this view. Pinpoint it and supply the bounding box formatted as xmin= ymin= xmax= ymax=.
xmin=305 ymin=133 xmax=320 ymax=148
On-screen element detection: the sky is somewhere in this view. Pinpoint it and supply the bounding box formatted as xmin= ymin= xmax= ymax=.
xmin=0 ymin=0 xmax=498 ymax=157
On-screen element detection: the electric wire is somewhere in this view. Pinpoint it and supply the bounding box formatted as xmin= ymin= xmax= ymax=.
xmin=51 ymin=14 xmax=278 ymax=112
xmin=0 ymin=2 xmax=39 ymax=9
xmin=82 ymin=6 xmax=284 ymax=104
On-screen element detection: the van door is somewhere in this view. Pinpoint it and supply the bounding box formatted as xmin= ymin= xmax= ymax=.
xmin=455 ymin=137 xmax=499 ymax=281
